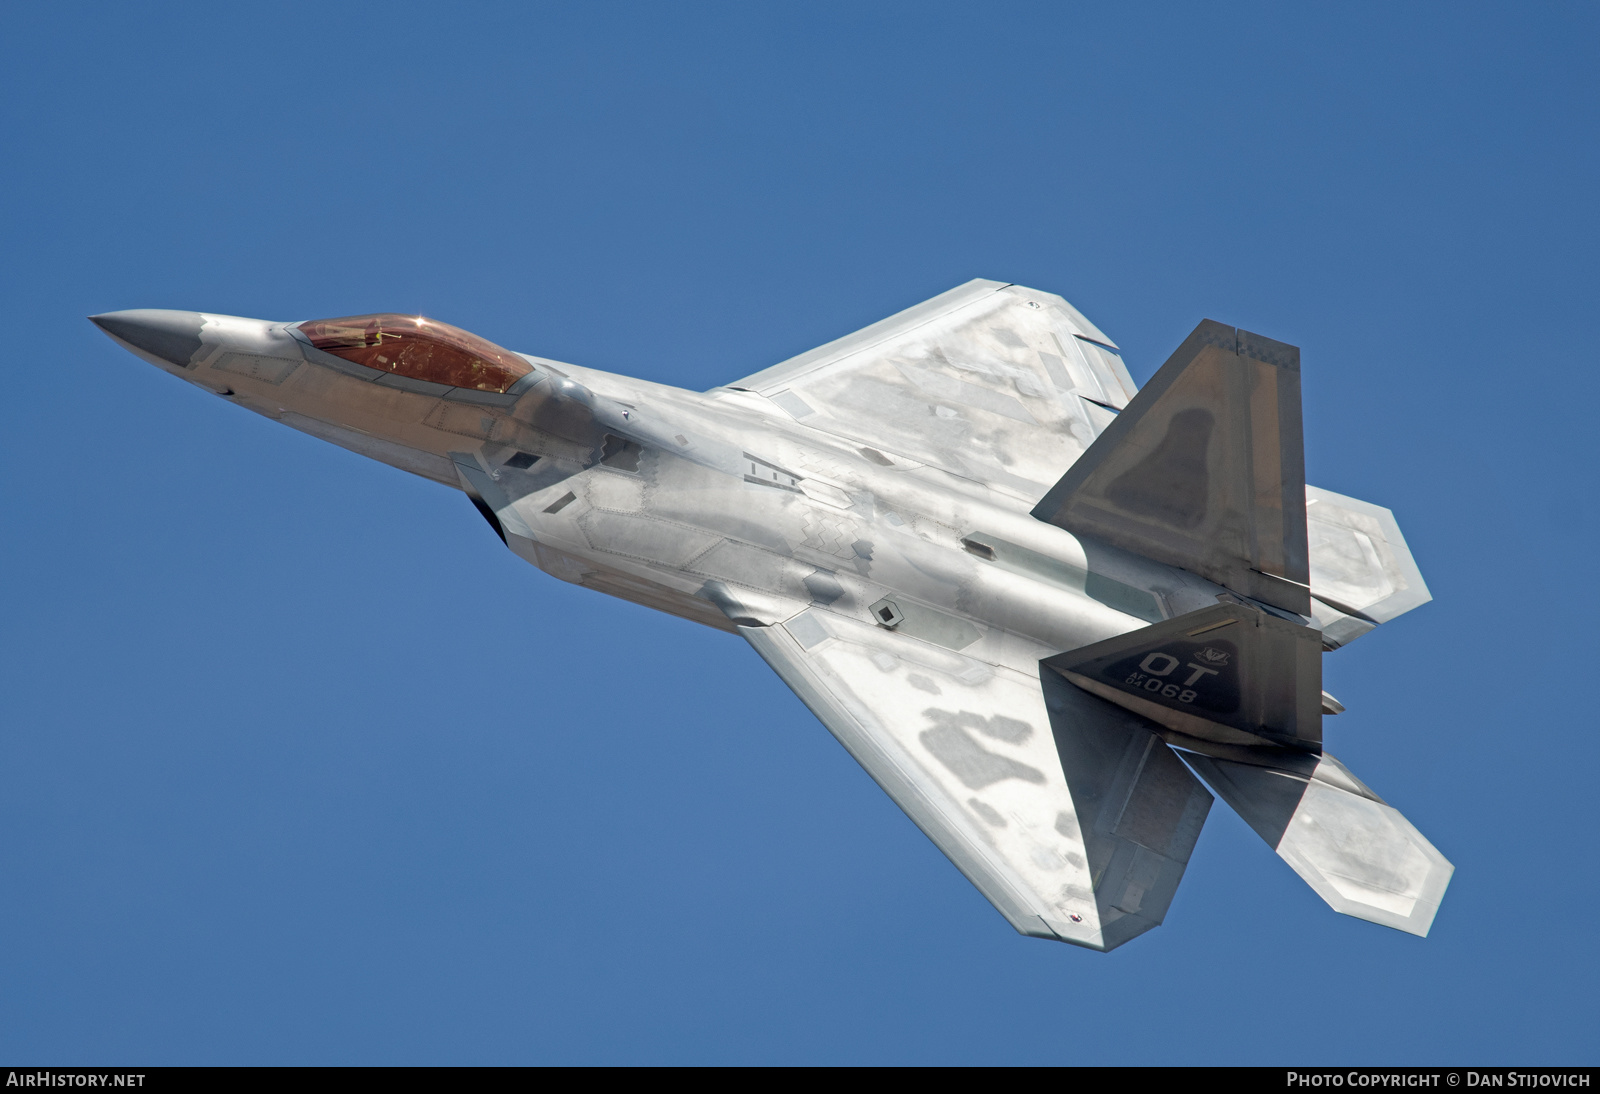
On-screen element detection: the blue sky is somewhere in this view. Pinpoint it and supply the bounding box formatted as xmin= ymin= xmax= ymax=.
xmin=2 ymin=2 xmax=1596 ymax=1064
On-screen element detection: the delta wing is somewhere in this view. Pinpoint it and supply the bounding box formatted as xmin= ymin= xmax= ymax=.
xmin=742 ymin=608 xmax=1212 ymax=951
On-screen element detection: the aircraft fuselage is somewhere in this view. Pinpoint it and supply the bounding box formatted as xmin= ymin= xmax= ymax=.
xmin=95 ymin=309 xmax=1222 ymax=666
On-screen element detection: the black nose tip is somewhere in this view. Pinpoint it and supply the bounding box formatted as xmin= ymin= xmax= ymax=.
xmin=90 ymin=310 xmax=207 ymax=368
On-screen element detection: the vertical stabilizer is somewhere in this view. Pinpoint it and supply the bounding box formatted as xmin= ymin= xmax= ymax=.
xmin=1042 ymin=674 xmax=1214 ymax=950
xmin=1043 ymin=602 xmax=1323 ymax=752
xmin=1032 ymin=321 xmax=1309 ymax=614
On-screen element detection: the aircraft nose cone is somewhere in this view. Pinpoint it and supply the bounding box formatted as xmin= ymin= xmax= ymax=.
xmin=89 ymin=309 xmax=208 ymax=368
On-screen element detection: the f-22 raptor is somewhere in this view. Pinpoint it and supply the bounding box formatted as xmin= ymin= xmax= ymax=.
xmin=92 ymin=280 xmax=1451 ymax=951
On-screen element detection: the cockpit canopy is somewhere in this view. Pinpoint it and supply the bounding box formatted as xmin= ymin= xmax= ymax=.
xmin=297 ymin=314 xmax=532 ymax=394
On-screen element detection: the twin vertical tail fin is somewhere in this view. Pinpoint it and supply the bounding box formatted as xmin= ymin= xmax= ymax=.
xmin=1036 ymin=320 xmax=1451 ymax=936
xmin=1045 ymin=602 xmax=1323 ymax=754
xmin=1031 ymin=320 xmax=1310 ymax=614
xmin=1043 ymin=602 xmax=1453 ymax=936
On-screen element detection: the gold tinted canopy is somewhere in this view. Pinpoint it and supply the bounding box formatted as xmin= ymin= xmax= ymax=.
xmin=298 ymin=314 xmax=531 ymax=393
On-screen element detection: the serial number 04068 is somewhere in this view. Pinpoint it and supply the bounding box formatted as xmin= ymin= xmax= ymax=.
xmin=1123 ymin=672 xmax=1197 ymax=703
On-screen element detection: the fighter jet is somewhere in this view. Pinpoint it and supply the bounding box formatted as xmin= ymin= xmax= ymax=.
xmin=90 ymin=280 xmax=1451 ymax=951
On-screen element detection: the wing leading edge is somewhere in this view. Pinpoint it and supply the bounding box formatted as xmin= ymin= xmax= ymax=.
xmin=724 ymin=280 xmax=1140 ymax=506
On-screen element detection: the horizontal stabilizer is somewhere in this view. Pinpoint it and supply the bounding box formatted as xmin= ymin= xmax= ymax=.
xmin=1306 ymin=485 xmax=1433 ymax=648
xmin=1032 ymin=320 xmax=1309 ymax=614
xmin=1043 ymin=603 xmax=1322 ymax=752
xmin=1179 ymin=750 xmax=1453 ymax=936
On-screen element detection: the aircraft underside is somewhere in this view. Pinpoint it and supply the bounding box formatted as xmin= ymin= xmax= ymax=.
xmin=91 ymin=279 xmax=1451 ymax=951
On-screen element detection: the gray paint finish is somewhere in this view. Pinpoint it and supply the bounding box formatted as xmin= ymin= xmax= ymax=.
xmin=89 ymin=283 xmax=1448 ymax=949
xmin=1180 ymin=750 xmax=1452 ymax=936
xmin=90 ymin=309 xmax=206 ymax=369
xmin=1033 ymin=320 xmax=1311 ymax=615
